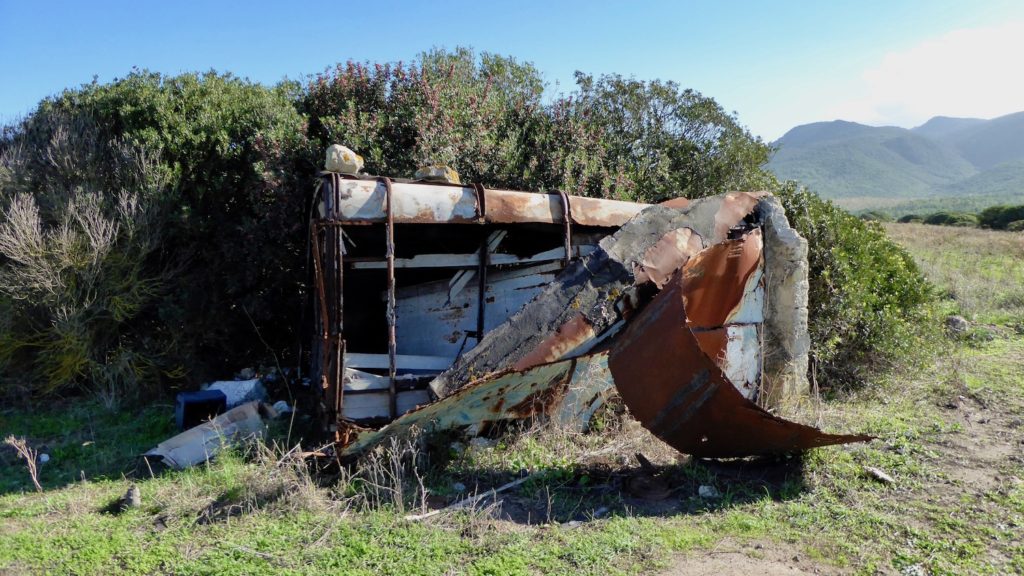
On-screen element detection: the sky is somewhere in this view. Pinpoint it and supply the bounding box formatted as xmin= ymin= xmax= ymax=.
xmin=1 ymin=0 xmax=1023 ymax=141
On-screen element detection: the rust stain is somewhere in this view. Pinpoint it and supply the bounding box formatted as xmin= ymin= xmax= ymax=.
xmin=712 ymin=191 xmax=768 ymax=242
xmin=608 ymin=247 xmax=871 ymax=458
xmin=681 ymin=229 xmax=762 ymax=329
xmin=633 ymin=227 xmax=704 ymax=289
xmin=568 ymin=196 xmax=647 ymax=227
xmin=658 ymin=197 xmax=691 ymax=210
xmin=484 ymin=191 xmax=543 ymax=224
xmin=506 ymin=373 xmax=571 ymax=418
xmin=512 ymin=314 xmax=596 ymax=371
xmin=692 ymin=328 xmax=728 ymax=367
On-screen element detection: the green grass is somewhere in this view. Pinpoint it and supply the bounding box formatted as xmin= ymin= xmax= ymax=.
xmin=2 ymin=224 xmax=1024 ymax=575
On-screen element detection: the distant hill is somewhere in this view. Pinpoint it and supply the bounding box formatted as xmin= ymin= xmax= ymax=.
xmin=768 ymin=112 xmax=1024 ymax=209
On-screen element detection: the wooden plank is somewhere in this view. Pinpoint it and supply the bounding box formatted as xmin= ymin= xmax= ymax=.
xmin=345 ymin=353 xmax=453 ymax=371
xmin=349 ymin=245 xmax=596 ymax=270
xmin=342 ymin=389 xmax=432 ymax=420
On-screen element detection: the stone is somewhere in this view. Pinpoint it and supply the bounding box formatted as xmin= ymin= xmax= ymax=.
xmin=325 ymin=144 xmax=364 ymax=174
xmin=945 ymin=315 xmax=970 ymax=335
xmin=414 ymin=164 xmax=460 ymax=184
xmin=698 ymin=485 xmax=721 ymax=499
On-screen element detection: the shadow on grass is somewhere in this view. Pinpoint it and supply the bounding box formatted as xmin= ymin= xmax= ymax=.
xmin=428 ymin=454 xmax=809 ymax=525
xmin=0 ymin=400 xmax=176 ymax=495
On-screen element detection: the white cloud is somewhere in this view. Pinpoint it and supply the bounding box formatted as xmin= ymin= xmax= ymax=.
xmin=826 ymin=21 xmax=1024 ymax=127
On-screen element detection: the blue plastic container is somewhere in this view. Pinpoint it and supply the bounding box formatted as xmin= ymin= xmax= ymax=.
xmin=175 ymin=390 xmax=228 ymax=431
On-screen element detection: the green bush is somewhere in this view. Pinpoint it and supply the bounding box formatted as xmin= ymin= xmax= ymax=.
xmin=922 ymin=211 xmax=977 ymax=227
xmin=0 ymin=71 xmax=312 ymax=399
xmin=0 ymin=114 xmax=173 ymax=402
xmin=897 ymin=214 xmax=923 ymax=223
xmin=775 ymin=182 xmax=934 ymax=386
xmin=1007 ymin=220 xmax=1024 ymax=232
xmin=302 ymin=49 xmax=772 ymax=200
xmin=978 ymin=204 xmax=1024 ymax=230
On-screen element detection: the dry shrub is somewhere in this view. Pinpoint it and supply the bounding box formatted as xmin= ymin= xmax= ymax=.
xmin=0 ymin=113 xmax=173 ymax=403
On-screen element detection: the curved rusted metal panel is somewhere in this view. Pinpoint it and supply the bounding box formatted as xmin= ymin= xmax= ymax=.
xmin=608 ymin=236 xmax=871 ymax=458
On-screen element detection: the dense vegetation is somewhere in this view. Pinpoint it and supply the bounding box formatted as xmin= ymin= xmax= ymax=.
xmin=0 ymin=49 xmax=931 ymax=401
xmin=880 ymin=203 xmax=1024 ymax=231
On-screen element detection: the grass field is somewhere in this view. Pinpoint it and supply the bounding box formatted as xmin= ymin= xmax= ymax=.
xmin=2 ymin=225 xmax=1023 ymax=575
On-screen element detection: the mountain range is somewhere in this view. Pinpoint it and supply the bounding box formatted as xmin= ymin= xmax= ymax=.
xmin=767 ymin=111 xmax=1024 ymax=210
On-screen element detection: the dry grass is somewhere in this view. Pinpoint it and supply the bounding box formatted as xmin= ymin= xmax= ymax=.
xmin=885 ymin=223 xmax=1024 ymax=323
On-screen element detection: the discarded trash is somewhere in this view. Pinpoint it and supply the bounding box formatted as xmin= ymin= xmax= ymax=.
xmin=175 ymin=389 xmax=227 ymax=430
xmin=271 ymin=400 xmax=293 ymax=415
xmin=145 ymin=401 xmax=273 ymax=470
xmin=38 ymin=453 xmax=50 ymax=464
xmin=204 ymin=379 xmax=267 ymax=409
xmin=307 ymin=168 xmax=871 ymax=459
xmin=864 ymin=466 xmax=895 ymax=485
xmin=698 ymin=485 xmax=721 ymax=499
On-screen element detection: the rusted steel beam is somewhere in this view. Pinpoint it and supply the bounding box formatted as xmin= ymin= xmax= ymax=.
xmin=319 ymin=176 xmax=648 ymax=227
xmin=381 ymin=177 xmax=398 ymax=421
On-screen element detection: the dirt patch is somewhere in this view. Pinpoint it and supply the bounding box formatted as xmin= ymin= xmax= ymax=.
xmin=659 ymin=538 xmax=845 ymax=575
xmin=931 ymin=395 xmax=1023 ymax=493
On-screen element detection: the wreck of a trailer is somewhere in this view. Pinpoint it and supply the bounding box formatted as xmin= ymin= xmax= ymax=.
xmin=309 ymin=163 xmax=869 ymax=458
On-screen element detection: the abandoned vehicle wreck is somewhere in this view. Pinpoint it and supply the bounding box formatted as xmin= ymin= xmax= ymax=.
xmin=309 ymin=164 xmax=870 ymax=459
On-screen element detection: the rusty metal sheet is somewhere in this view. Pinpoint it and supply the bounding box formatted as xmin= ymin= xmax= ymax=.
xmin=633 ymin=227 xmax=704 ymax=289
xmin=341 ymin=358 xmax=580 ymax=456
xmin=608 ymin=251 xmax=870 ymax=458
xmin=567 ymin=195 xmax=650 ymax=227
xmin=512 ymin=314 xmax=596 ymax=371
xmin=682 ymin=229 xmax=763 ymax=329
xmin=712 ymin=191 xmax=769 ymax=242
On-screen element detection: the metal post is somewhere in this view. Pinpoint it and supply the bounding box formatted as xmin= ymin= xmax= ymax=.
xmin=381 ymin=177 xmax=398 ymax=421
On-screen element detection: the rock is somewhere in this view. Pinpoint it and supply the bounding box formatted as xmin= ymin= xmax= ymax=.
xmin=469 ymin=437 xmax=495 ymax=449
xmin=945 ymin=315 xmax=969 ymax=335
xmin=414 ymin=164 xmax=460 ymax=184
xmin=452 ymin=482 xmax=466 ymax=493
xmin=698 ymin=485 xmax=721 ymax=499
xmin=864 ymin=466 xmax=895 ymax=484
xmin=901 ymin=564 xmax=926 ymax=576
xmin=325 ymin=144 xmax=364 ymax=174
xmin=121 ymin=484 xmax=141 ymax=511
xmin=237 ymin=367 xmax=257 ymax=380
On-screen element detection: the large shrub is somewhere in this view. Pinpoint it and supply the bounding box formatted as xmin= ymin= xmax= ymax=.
xmin=923 ymin=211 xmax=977 ymax=227
xmin=302 ymin=49 xmax=772 ymax=200
xmin=978 ymin=204 xmax=1024 ymax=230
xmin=0 ymin=114 xmax=173 ymax=402
xmin=776 ymin=182 xmax=933 ymax=385
xmin=0 ymin=71 xmax=313 ymax=398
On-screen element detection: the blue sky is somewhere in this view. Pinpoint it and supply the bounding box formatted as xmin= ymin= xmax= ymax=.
xmin=2 ymin=0 xmax=1022 ymax=140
